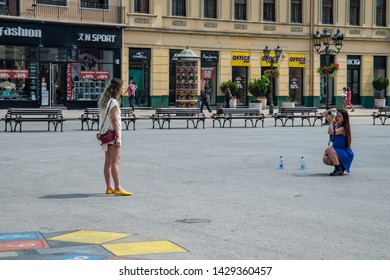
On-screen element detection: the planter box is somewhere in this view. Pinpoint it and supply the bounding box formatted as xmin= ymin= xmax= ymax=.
xmin=281 ymin=102 xmax=295 ymax=108
xmin=374 ymin=98 xmax=386 ymax=109
xmin=249 ymin=102 xmax=262 ymax=112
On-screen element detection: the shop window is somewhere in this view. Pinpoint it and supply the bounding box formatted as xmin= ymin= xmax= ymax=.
xmin=172 ymin=0 xmax=186 ymax=16
xmin=0 ymin=61 xmax=30 ymax=101
xmin=289 ymin=68 xmax=303 ymax=105
xmin=204 ymin=0 xmax=217 ymax=19
xmin=322 ymin=0 xmax=333 ymax=24
xmin=134 ymin=0 xmax=149 ymax=13
xmin=235 ymin=0 xmax=246 ymax=20
xmin=264 ymin=0 xmax=275 ymax=22
xmin=0 ymin=0 xmax=8 ymax=15
xmin=349 ymin=0 xmax=360 ymax=25
xmin=37 ymin=0 xmax=67 ymax=6
xmin=70 ymin=49 xmax=114 ymax=101
xmin=291 ymin=0 xmax=302 ymax=23
xmin=232 ymin=66 xmax=248 ymax=105
xmin=376 ymin=0 xmax=387 ymax=26
xmin=80 ymin=0 xmax=108 ymax=9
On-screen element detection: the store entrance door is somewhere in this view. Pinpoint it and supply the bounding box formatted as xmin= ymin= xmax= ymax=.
xmin=41 ymin=63 xmax=67 ymax=106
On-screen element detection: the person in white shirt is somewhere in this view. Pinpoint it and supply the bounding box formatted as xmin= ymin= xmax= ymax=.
xmin=98 ymin=78 xmax=132 ymax=196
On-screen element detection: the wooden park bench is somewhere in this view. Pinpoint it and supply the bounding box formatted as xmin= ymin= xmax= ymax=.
xmin=211 ymin=108 xmax=265 ymax=128
xmin=80 ymin=107 xmax=136 ymax=130
xmin=3 ymin=108 xmax=64 ymax=132
xmin=151 ymin=108 xmax=205 ymax=129
xmin=80 ymin=108 xmax=99 ymax=130
xmin=121 ymin=107 xmax=136 ymax=130
xmin=371 ymin=106 xmax=390 ymax=125
xmin=273 ymin=107 xmax=323 ymax=127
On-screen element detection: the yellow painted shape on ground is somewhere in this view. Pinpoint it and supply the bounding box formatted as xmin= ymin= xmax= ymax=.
xmin=102 ymin=240 xmax=187 ymax=256
xmin=48 ymin=230 xmax=133 ymax=244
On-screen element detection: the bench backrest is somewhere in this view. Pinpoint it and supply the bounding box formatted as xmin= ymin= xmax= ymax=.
xmin=155 ymin=108 xmax=201 ymax=115
xmin=8 ymin=108 xmax=62 ymax=116
xmin=222 ymin=108 xmax=261 ymax=115
xmin=121 ymin=108 xmax=135 ymax=116
xmin=279 ymin=107 xmax=318 ymax=114
xmin=379 ymin=106 xmax=390 ymax=113
xmin=84 ymin=108 xmax=99 ymax=115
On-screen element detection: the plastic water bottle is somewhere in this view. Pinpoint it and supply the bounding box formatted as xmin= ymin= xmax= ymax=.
xmin=300 ymin=156 xmax=305 ymax=170
xmin=279 ymin=156 xmax=284 ymax=170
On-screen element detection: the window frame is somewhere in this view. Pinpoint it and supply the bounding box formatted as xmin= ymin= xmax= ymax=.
xmin=80 ymin=0 xmax=109 ymax=10
xmin=290 ymin=0 xmax=302 ymax=23
xmin=36 ymin=0 xmax=68 ymax=6
xmin=349 ymin=0 xmax=360 ymax=26
xmin=234 ymin=0 xmax=247 ymax=21
xmin=172 ymin=0 xmax=186 ymax=17
xmin=263 ymin=0 xmax=275 ymax=22
xmin=134 ymin=0 xmax=149 ymax=14
xmin=204 ymin=0 xmax=217 ymax=19
xmin=376 ymin=0 xmax=387 ymax=27
xmin=322 ymin=0 xmax=334 ymax=25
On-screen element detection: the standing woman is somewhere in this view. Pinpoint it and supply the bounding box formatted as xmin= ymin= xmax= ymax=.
xmin=98 ymin=78 xmax=132 ymax=196
xmin=322 ymin=109 xmax=354 ymax=176
xmin=346 ymin=87 xmax=355 ymax=112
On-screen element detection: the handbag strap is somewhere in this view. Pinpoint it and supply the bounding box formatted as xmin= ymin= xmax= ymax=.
xmin=98 ymin=99 xmax=113 ymax=134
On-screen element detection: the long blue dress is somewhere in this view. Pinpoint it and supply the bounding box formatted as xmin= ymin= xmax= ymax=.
xmin=331 ymin=134 xmax=354 ymax=173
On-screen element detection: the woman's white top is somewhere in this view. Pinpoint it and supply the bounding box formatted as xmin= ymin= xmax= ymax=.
xmin=99 ymin=98 xmax=121 ymax=151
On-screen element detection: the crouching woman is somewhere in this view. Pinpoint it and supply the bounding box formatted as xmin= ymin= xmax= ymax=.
xmin=323 ymin=109 xmax=354 ymax=176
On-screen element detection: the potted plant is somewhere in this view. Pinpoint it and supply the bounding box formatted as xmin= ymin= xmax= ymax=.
xmin=317 ymin=63 xmax=340 ymax=78
xmin=248 ymin=75 xmax=270 ymax=110
xmin=372 ymin=76 xmax=389 ymax=108
xmin=220 ymin=80 xmax=238 ymax=108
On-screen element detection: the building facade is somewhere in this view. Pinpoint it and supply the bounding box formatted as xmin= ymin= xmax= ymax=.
xmin=0 ymin=0 xmax=124 ymax=109
xmin=1 ymin=0 xmax=389 ymax=109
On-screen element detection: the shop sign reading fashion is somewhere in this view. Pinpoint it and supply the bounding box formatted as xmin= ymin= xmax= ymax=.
xmin=288 ymin=54 xmax=306 ymax=68
xmin=232 ymin=52 xmax=251 ymax=66
xmin=0 ymin=26 xmax=42 ymax=38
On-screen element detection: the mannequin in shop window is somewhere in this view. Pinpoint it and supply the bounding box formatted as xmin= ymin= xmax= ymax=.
xmin=127 ymin=77 xmax=137 ymax=110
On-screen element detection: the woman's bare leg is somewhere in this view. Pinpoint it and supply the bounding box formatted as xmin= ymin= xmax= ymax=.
xmin=324 ymin=147 xmax=340 ymax=165
xmin=104 ymin=150 xmax=113 ymax=190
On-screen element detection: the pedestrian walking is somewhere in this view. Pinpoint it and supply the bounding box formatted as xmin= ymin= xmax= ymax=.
xmin=224 ymin=87 xmax=232 ymax=108
xmin=98 ymin=78 xmax=132 ymax=196
xmin=346 ymin=87 xmax=355 ymax=112
xmin=127 ymin=78 xmax=137 ymax=111
xmin=200 ymin=85 xmax=212 ymax=113
xmin=341 ymin=87 xmax=347 ymax=109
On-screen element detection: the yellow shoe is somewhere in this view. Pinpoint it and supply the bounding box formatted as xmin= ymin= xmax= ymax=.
xmin=106 ymin=189 xmax=115 ymax=195
xmin=114 ymin=190 xmax=132 ymax=196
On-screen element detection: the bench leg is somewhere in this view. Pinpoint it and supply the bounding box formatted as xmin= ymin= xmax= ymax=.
xmin=133 ymin=120 xmax=136 ymax=130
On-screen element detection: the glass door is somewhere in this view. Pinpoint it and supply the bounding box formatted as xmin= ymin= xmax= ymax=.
xmin=41 ymin=63 xmax=66 ymax=106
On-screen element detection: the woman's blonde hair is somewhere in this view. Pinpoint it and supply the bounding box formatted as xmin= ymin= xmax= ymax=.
xmin=98 ymin=78 xmax=123 ymax=109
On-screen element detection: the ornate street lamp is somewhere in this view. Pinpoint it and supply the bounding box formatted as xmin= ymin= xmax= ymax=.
xmin=263 ymin=45 xmax=282 ymax=115
xmin=313 ymin=28 xmax=344 ymax=111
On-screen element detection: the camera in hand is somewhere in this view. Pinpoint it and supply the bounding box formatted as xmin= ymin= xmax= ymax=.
xmin=327 ymin=110 xmax=337 ymax=117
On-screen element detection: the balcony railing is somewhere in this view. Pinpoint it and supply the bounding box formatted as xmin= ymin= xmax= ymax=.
xmin=2 ymin=0 xmax=124 ymax=24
